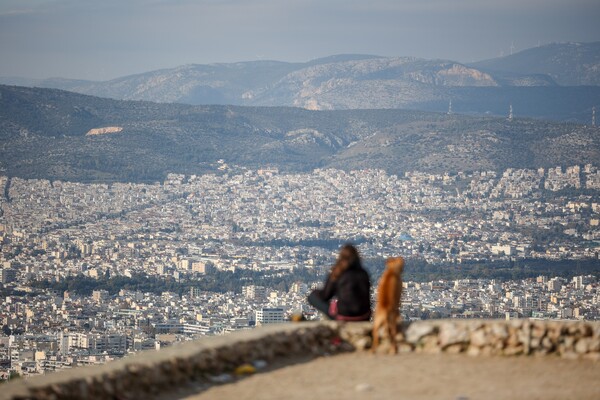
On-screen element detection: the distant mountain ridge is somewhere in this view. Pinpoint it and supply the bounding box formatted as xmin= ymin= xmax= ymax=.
xmin=472 ymin=42 xmax=600 ymax=86
xmin=1 ymin=42 xmax=599 ymax=123
xmin=2 ymin=56 xmax=509 ymax=105
xmin=0 ymin=85 xmax=598 ymax=183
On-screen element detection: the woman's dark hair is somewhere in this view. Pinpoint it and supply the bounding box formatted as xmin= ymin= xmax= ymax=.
xmin=330 ymin=244 xmax=361 ymax=280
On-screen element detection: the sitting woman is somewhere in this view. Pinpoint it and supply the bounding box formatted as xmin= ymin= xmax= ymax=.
xmin=308 ymin=244 xmax=371 ymax=321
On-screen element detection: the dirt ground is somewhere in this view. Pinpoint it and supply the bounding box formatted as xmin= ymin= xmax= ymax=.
xmin=176 ymin=352 xmax=600 ymax=400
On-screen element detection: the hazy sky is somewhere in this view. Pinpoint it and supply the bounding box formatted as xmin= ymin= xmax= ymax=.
xmin=1 ymin=0 xmax=599 ymax=80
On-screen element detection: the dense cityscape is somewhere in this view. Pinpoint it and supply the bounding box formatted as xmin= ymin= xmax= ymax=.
xmin=0 ymin=163 xmax=599 ymax=378
xmin=1 ymin=0 xmax=599 ymax=396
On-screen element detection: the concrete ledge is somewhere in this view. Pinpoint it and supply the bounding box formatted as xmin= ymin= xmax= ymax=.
xmin=1 ymin=323 xmax=339 ymax=400
xmin=2 ymin=319 xmax=599 ymax=400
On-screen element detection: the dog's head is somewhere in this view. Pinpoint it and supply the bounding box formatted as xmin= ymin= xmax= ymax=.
xmin=386 ymin=256 xmax=404 ymax=275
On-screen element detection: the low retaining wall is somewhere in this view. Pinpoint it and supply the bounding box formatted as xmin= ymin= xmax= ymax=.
xmin=2 ymin=319 xmax=599 ymax=400
xmin=340 ymin=319 xmax=600 ymax=359
xmin=1 ymin=323 xmax=339 ymax=400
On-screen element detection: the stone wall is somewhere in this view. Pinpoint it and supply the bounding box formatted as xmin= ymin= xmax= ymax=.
xmin=2 ymin=320 xmax=599 ymax=400
xmin=340 ymin=319 xmax=600 ymax=359
xmin=1 ymin=323 xmax=339 ymax=400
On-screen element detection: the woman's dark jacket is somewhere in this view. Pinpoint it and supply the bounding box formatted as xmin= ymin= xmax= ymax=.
xmin=316 ymin=262 xmax=371 ymax=317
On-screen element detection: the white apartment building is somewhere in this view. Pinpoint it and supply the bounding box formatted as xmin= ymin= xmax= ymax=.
xmin=255 ymin=307 xmax=285 ymax=325
xmin=243 ymin=285 xmax=267 ymax=300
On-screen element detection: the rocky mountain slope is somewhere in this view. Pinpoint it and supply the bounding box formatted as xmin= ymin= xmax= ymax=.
xmin=472 ymin=42 xmax=600 ymax=86
xmin=1 ymin=85 xmax=598 ymax=183
xmin=2 ymin=43 xmax=599 ymax=123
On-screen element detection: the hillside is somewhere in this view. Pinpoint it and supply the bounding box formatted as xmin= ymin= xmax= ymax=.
xmin=0 ymin=56 xmax=510 ymax=106
xmin=0 ymin=85 xmax=599 ymax=182
xmin=2 ymin=46 xmax=599 ymax=123
xmin=472 ymin=42 xmax=600 ymax=86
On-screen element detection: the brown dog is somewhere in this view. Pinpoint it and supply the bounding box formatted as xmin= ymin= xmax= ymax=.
xmin=371 ymin=256 xmax=404 ymax=354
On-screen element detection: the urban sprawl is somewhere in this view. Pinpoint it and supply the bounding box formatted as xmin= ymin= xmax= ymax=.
xmin=0 ymin=162 xmax=599 ymax=378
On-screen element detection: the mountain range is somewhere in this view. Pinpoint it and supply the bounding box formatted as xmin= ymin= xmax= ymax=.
xmin=1 ymin=42 xmax=599 ymax=124
xmin=472 ymin=42 xmax=600 ymax=86
xmin=1 ymin=84 xmax=598 ymax=183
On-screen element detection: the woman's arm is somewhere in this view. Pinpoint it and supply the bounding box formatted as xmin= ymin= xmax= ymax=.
xmin=320 ymin=274 xmax=337 ymax=301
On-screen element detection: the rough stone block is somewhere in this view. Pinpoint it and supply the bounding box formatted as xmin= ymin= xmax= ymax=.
xmin=470 ymin=329 xmax=487 ymax=347
xmin=575 ymin=338 xmax=591 ymax=354
xmin=439 ymin=323 xmax=469 ymax=348
xmin=405 ymin=323 xmax=437 ymax=343
xmin=489 ymin=323 xmax=509 ymax=340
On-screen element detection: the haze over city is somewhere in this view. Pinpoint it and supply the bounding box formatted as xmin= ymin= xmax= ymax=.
xmin=1 ymin=0 xmax=599 ymax=80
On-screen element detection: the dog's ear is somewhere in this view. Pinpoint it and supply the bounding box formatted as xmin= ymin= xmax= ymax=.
xmin=387 ymin=257 xmax=405 ymax=273
xmin=385 ymin=257 xmax=393 ymax=269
